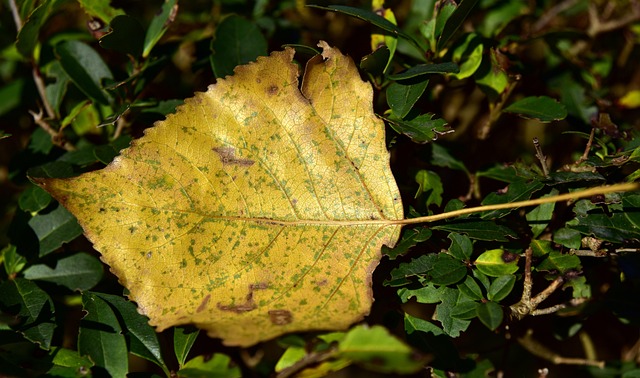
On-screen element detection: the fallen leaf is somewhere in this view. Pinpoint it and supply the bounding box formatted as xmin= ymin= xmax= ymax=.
xmin=34 ymin=42 xmax=403 ymax=346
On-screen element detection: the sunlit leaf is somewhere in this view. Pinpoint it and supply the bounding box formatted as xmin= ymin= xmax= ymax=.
xmin=178 ymin=354 xmax=241 ymax=378
xmin=35 ymin=43 xmax=403 ymax=346
xmin=474 ymin=249 xmax=519 ymax=277
xmin=143 ymin=0 xmax=178 ymax=58
xmin=77 ymin=0 xmax=125 ymax=23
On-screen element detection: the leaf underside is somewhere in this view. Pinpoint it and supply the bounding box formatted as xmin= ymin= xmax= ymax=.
xmin=34 ymin=42 xmax=403 ymax=346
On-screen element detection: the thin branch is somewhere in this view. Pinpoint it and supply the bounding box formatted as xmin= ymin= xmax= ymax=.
xmin=533 ymin=137 xmax=549 ymax=177
xmin=518 ymin=330 xmax=605 ymax=368
xmin=395 ymin=182 xmax=640 ymax=226
xmin=30 ymin=109 xmax=75 ymax=151
xmin=576 ymin=127 xmax=596 ymax=165
xmin=531 ymin=0 xmax=579 ymax=34
xmin=587 ymin=1 xmax=640 ymax=37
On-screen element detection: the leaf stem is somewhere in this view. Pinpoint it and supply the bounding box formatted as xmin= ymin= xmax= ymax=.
xmin=394 ymin=182 xmax=640 ymax=225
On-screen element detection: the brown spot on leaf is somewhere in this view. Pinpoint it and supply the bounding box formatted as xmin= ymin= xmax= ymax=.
xmin=313 ymin=279 xmax=328 ymax=287
xmin=502 ymin=251 xmax=519 ymax=263
xmin=267 ymin=84 xmax=279 ymax=96
xmin=213 ymin=146 xmax=255 ymax=167
xmin=268 ymin=309 xmax=292 ymax=325
xmin=217 ymin=283 xmax=268 ymax=313
xmin=197 ymin=294 xmax=210 ymax=313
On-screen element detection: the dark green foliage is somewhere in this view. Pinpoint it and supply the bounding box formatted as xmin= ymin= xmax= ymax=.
xmin=2 ymin=0 xmax=640 ymax=377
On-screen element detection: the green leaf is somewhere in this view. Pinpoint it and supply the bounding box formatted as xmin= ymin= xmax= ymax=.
xmin=404 ymin=312 xmax=444 ymax=336
xmin=474 ymin=49 xmax=509 ymax=99
xmin=481 ymin=180 xmax=545 ymax=219
xmin=23 ymin=253 xmax=103 ymax=291
xmin=430 ymin=144 xmax=468 ymax=174
xmin=47 ymin=347 xmax=94 ymax=375
xmin=457 ymin=275 xmax=483 ymax=301
xmin=308 ymin=5 xmax=417 ymax=47
xmin=397 ymin=284 xmax=444 ymax=304
xmin=450 ymin=33 xmax=483 ymax=80
xmin=438 ymin=0 xmax=480 ymax=50
xmin=450 ymin=301 xmax=480 ymax=319
xmin=433 ymin=219 xmax=517 ymax=241
xmin=476 ymin=301 xmax=503 ymax=331
xmin=274 ymin=346 xmax=307 ymax=373
xmin=503 ymin=96 xmax=568 ymax=122
xmin=487 ymin=275 xmax=516 ymax=302
xmin=549 ymin=73 xmax=597 ymax=124
xmin=623 ymin=194 xmax=640 ymax=229
xmin=56 ymin=40 xmax=114 ymax=104
xmin=18 ymin=184 xmax=52 ymax=214
xmin=433 ymin=1 xmax=457 ymax=45
xmin=28 ymin=127 xmax=53 ymax=154
xmin=386 ymin=112 xmax=450 ymax=144
xmin=428 ymin=254 xmax=467 ymax=285
xmin=531 ymin=239 xmax=554 ymax=257
xmin=27 ymin=204 xmax=83 ymax=257
xmin=360 ymin=46 xmax=390 ymax=76
xmin=99 ymin=15 xmax=145 ymax=58
xmin=433 ymin=287 xmax=472 ymax=337
xmin=143 ymin=0 xmax=178 ymax=58
xmin=94 ymin=293 xmax=169 ymax=374
xmin=43 ymin=61 xmax=71 ymax=118
xmin=388 ymin=62 xmax=460 ymax=80
xmin=0 ymin=278 xmax=55 ymax=349
xmin=536 ymin=251 xmax=581 ymax=273
xmin=338 ymin=325 xmax=424 ymax=374
xmin=526 ymin=189 xmax=558 ymax=238
xmin=382 ymin=227 xmax=432 ymax=259
xmin=474 ymin=249 xmax=519 ymax=277
xmin=16 ymin=0 xmax=63 ymax=58
xmin=477 ymin=1 xmax=527 ymax=37
xmin=567 ymin=199 xmax=640 ymax=243
xmin=553 ymin=227 xmax=582 ymax=249
xmin=448 ymin=232 xmax=473 ymax=260
xmin=178 ymin=354 xmax=242 ymax=378
xmin=415 ymin=170 xmax=443 ymax=207
xmin=76 ymin=0 xmax=125 ymax=23
xmin=387 ymin=79 xmax=429 ymax=118
xmin=210 ymin=15 xmax=268 ymax=78
xmin=79 ymin=292 xmax=128 ymax=378
xmin=174 ymin=326 xmax=200 ymax=368
xmin=2 ymin=245 xmax=27 ymax=276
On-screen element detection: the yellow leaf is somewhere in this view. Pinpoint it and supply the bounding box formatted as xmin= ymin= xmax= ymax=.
xmin=34 ymin=42 xmax=403 ymax=346
xmin=619 ymin=90 xmax=640 ymax=108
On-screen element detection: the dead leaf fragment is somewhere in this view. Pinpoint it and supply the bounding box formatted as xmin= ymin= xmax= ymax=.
xmin=34 ymin=42 xmax=403 ymax=346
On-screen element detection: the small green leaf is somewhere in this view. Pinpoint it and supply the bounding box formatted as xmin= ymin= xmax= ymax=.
xmin=388 ymin=62 xmax=460 ymax=80
xmin=623 ymin=194 xmax=640 ymax=229
xmin=23 ymin=253 xmax=103 ymax=291
xmin=387 ymin=79 xmax=429 ymax=118
xmin=174 ymin=326 xmax=200 ymax=368
xmin=94 ymin=293 xmax=169 ymax=374
xmin=99 ymin=15 xmax=145 ymax=58
xmin=530 ymin=239 xmax=553 ymax=257
xmin=2 ymin=245 xmax=27 ymax=276
xmin=437 ymin=0 xmax=480 ymax=50
xmin=433 ymin=287 xmax=472 ymax=337
xmin=178 ymin=354 xmax=242 ymax=378
xmin=526 ymin=189 xmax=558 ymax=237
xmin=56 ymin=40 xmax=114 ymax=104
xmin=386 ymin=112 xmax=450 ymax=144
xmin=487 ymin=275 xmax=516 ymax=302
xmin=48 ymin=347 xmax=94 ymax=375
xmin=457 ymin=275 xmax=483 ymax=300
xmin=27 ymin=204 xmax=83 ymax=257
xmin=404 ymin=312 xmax=444 ymax=336
xmin=481 ymin=180 xmax=545 ymax=219
xmin=450 ymin=301 xmax=480 ymax=319
xmin=415 ymin=170 xmax=443 ymax=207
xmin=338 ymin=325 xmax=425 ymax=374
xmin=16 ymin=0 xmax=63 ymax=58
xmin=76 ymin=0 xmax=125 ymax=23
xmin=360 ymin=46 xmax=390 ymax=76
xmin=448 ymin=232 xmax=473 ymax=260
xmin=0 ymin=278 xmax=55 ymax=349
xmin=18 ymin=184 xmax=52 ymax=214
xmin=143 ymin=0 xmax=178 ymax=58
xmin=553 ymin=227 xmax=582 ymax=249
xmin=428 ymin=254 xmax=467 ymax=285
xmin=476 ymin=301 xmax=503 ymax=331
xmin=475 ymin=249 xmax=519 ymax=277
xmin=450 ymin=33 xmax=483 ymax=80
xmin=474 ymin=49 xmax=509 ymax=99
xmin=275 ymin=346 xmax=307 ymax=373
xmin=397 ymin=284 xmax=444 ymax=304
xmin=79 ymin=292 xmax=128 ymax=378
xmin=537 ymin=251 xmax=581 ymax=273
xmin=210 ymin=15 xmax=268 ymax=78
xmin=503 ymin=96 xmax=568 ymax=122
xmin=28 ymin=127 xmax=53 ymax=154
xmin=382 ymin=227 xmax=432 ymax=259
